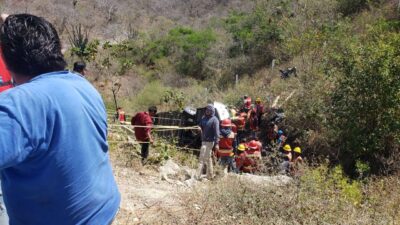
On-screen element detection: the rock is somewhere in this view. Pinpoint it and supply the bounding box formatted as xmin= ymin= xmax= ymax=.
xmin=159 ymin=160 xmax=181 ymax=181
xmin=181 ymin=166 xmax=195 ymax=181
xmin=193 ymin=204 xmax=201 ymax=210
xmin=226 ymin=174 xmax=293 ymax=187
xmin=184 ymin=177 xmax=199 ymax=187
xmin=159 ymin=160 xmax=198 ymax=185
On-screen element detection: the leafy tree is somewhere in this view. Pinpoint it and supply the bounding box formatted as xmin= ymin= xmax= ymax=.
xmin=330 ymin=24 xmax=400 ymax=174
xmin=164 ymin=27 xmax=216 ymax=79
xmin=224 ymin=3 xmax=285 ymax=74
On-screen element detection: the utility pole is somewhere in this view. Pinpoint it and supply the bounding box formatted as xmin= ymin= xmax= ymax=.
xmin=235 ymin=74 xmax=238 ymax=87
xmin=271 ymin=59 xmax=275 ymax=70
xmin=398 ymin=0 xmax=400 ymax=12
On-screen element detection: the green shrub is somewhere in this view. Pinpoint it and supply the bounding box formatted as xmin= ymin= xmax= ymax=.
xmin=224 ymin=2 xmax=285 ymax=75
xmin=329 ymin=22 xmax=400 ymax=174
xmin=123 ymin=81 xmax=169 ymax=112
xmin=67 ymin=24 xmax=100 ymax=62
xmin=161 ymin=90 xmax=185 ymax=111
xmin=164 ymin=27 xmax=216 ymax=79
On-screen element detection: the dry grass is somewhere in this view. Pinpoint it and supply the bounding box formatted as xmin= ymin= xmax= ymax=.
xmin=171 ymin=168 xmax=400 ymax=225
xmin=107 ymin=122 xmax=400 ymax=225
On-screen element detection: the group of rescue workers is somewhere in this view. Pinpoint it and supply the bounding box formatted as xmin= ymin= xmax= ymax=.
xmin=215 ymin=96 xmax=303 ymax=177
xmin=115 ymin=95 xmax=303 ymax=179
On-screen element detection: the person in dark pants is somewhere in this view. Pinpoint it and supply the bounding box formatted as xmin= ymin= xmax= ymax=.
xmin=131 ymin=106 xmax=157 ymax=165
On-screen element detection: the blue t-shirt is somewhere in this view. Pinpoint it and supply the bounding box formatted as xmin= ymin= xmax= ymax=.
xmin=0 ymin=71 xmax=120 ymax=225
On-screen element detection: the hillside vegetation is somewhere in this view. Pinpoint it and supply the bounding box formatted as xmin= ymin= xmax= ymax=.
xmin=3 ymin=0 xmax=399 ymax=173
xmin=2 ymin=0 xmax=400 ymax=222
xmin=27 ymin=0 xmax=398 ymax=175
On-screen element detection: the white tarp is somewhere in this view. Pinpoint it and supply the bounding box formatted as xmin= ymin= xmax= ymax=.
xmin=213 ymin=102 xmax=230 ymax=121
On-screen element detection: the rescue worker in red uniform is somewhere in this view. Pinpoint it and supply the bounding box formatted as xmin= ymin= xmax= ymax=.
xmin=232 ymin=112 xmax=246 ymax=144
xmin=291 ymin=146 xmax=304 ymax=176
xmin=280 ymin=144 xmax=292 ymax=174
xmin=242 ymin=140 xmax=262 ymax=173
xmin=217 ymin=119 xmax=236 ymax=173
xmin=254 ymin=97 xmax=264 ymax=126
xmin=292 ymin=146 xmax=303 ymax=164
xmin=131 ymin=106 xmax=157 ymax=165
xmin=235 ymin=144 xmax=247 ymax=173
xmin=240 ymin=97 xmax=252 ymax=114
xmin=249 ymin=109 xmax=259 ymax=139
xmin=266 ymin=122 xmax=278 ymax=147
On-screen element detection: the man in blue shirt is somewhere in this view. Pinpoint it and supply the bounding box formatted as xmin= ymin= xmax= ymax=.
xmin=0 ymin=14 xmax=120 ymax=225
xmin=196 ymin=104 xmax=220 ymax=180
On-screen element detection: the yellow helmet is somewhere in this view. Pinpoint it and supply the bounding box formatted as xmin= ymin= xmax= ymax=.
xmin=294 ymin=147 xmax=301 ymax=154
xmin=256 ymin=97 xmax=261 ymax=103
xmin=238 ymin=144 xmax=246 ymax=151
xmin=283 ymin=144 xmax=292 ymax=152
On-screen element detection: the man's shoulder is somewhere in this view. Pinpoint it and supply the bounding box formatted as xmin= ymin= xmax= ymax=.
xmin=0 ymin=83 xmax=35 ymax=105
xmin=136 ymin=112 xmax=149 ymax=117
xmin=212 ymin=116 xmax=219 ymax=122
xmin=135 ymin=112 xmax=152 ymax=122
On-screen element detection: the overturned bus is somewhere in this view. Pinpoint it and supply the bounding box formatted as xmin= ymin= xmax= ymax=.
xmin=154 ymin=102 xmax=230 ymax=149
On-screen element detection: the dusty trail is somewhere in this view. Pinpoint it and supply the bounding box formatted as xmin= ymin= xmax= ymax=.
xmin=110 ymin=152 xmax=193 ymax=225
xmin=106 ymin=134 xmax=292 ymax=224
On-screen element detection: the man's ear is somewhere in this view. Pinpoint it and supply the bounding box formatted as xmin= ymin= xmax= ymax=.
xmin=1 ymin=14 xmax=9 ymax=23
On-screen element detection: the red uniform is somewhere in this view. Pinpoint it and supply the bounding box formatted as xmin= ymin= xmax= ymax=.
xmin=255 ymin=103 xmax=264 ymax=120
xmin=234 ymin=116 xmax=246 ymax=131
xmin=118 ymin=110 xmax=126 ymax=122
xmin=242 ymin=140 xmax=262 ymax=173
xmin=249 ymin=111 xmax=258 ymax=131
xmin=217 ymin=132 xmax=235 ymax=157
xmin=267 ymin=124 xmax=278 ymax=141
xmin=0 ymin=55 xmax=12 ymax=92
xmin=131 ymin=112 xmax=153 ymax=141
xmin=242 ymin=156 xmax=258 ymax=173
xmin=240 ymin=98 xmax=252 ymax=113
xmin=235 ymin=152 xmax=247 ymax=171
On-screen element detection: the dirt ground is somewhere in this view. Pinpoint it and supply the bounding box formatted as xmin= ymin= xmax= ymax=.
xmin=110 ymin=151 xmax=192 ymax=225
xmin=107 ymin=140 xmax=292 ymax=225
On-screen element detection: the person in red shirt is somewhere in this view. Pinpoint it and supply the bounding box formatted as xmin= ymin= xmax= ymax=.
xmin=240 ymin=97 xmax=252 ymax=114
xmin=116 ymin=107 xmax=126 ymax=123
xmin=249 ymin=109 xmax=259 ymax=139
xmin=0 ymin=50 xmax=13 ymax=92
xmin=0 ymin=17 xmax=12 ymax=224
xmin=235 ymin=144 xmax=247 ymax=173
xmin=217 ymin=119 xmax=236 ymax=173
xmin=131 ymin=106 xmax=157 ymax=164
xmin=255 ymin=97 xmax=264 ymax=125
xmin=242 ymin=140 xmax=262 ymax=173
xmin=232 ymin=112 xmax=246 ymax=144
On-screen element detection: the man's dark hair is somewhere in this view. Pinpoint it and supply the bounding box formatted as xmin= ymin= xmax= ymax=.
xmin=0 ymin=14 xmax=66 ymax=77
xmin=148 ymin=106 xmax=157 ymax=114
xmin=73 ymin=61 xmax=86 ymax=73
